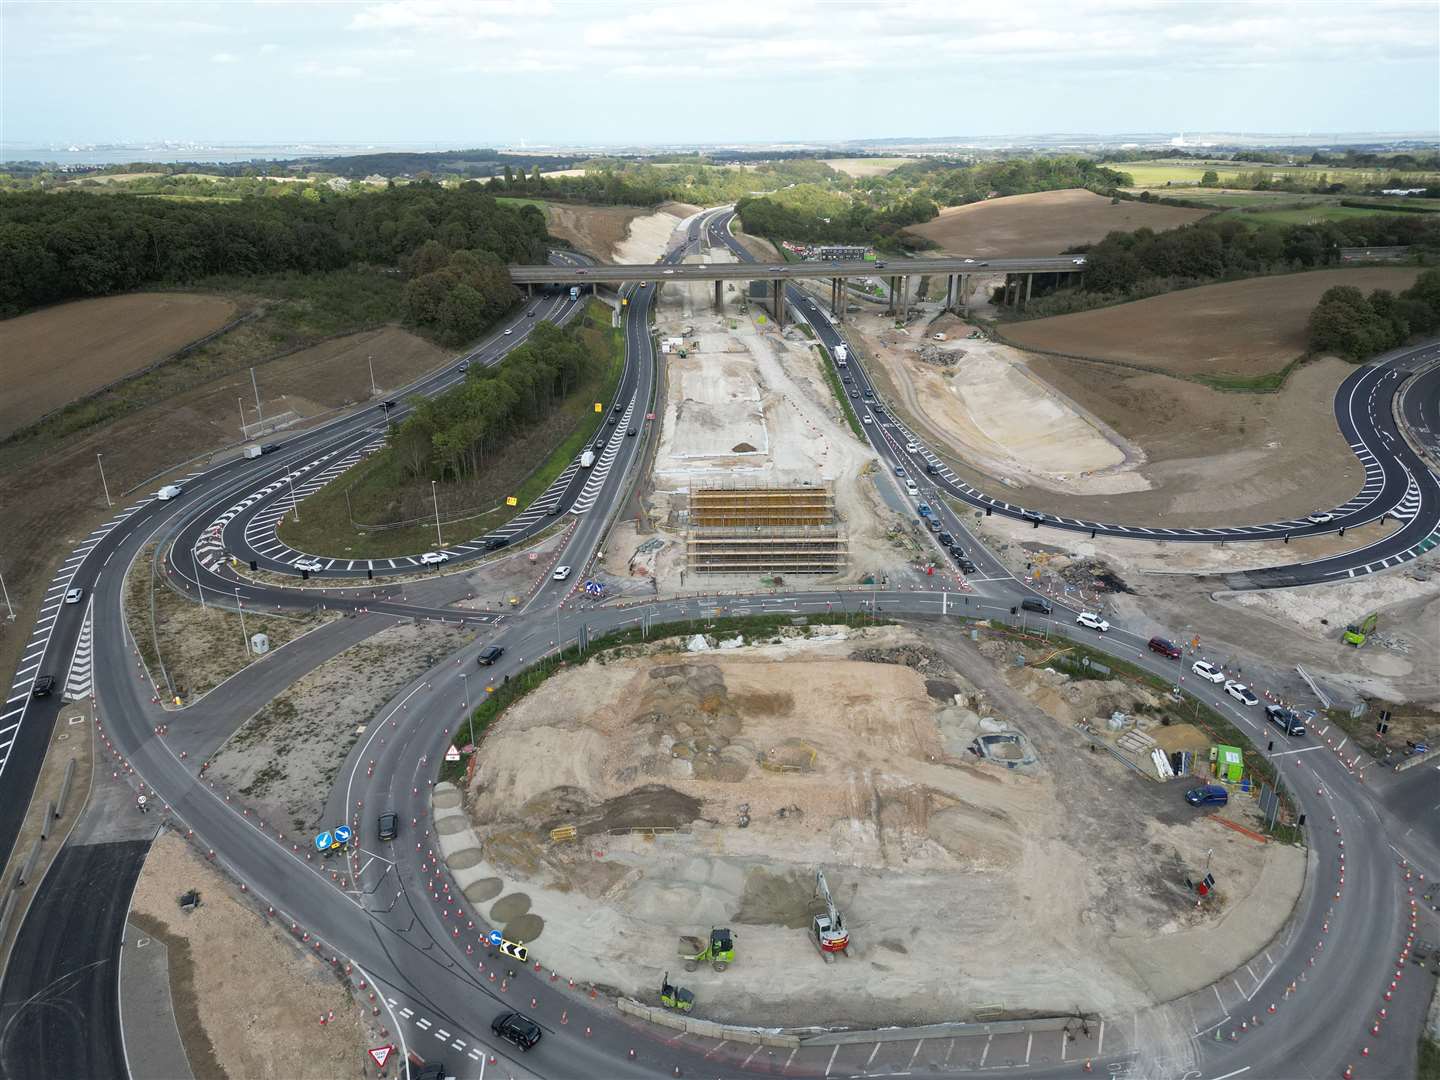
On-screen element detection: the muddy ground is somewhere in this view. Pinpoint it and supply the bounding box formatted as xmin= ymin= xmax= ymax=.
xmin=130 ymin=830 xmax=372 ymax=1079
xmin=207 ymin=620 xmax=474 ymax=831
xmin=460 ymin=624 xmax=1301 ymax=1026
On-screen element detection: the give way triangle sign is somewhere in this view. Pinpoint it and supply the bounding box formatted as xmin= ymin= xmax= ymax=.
xmin=368 ymin=1045 xmax=394 ymax=1068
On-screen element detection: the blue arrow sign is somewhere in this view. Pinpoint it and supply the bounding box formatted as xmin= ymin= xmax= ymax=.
xmin=314 ymin=831 xmax=333 ymax=852
xmin=584 ymin=580 xmax=604 ymax=596
xmin=334 ymin=825 xmax=352 ymax=845
xmin=487 ymin=929 xmax=503 ymax=948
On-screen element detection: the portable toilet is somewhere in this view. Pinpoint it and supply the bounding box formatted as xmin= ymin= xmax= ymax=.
xmin=250 ymin=632 xmax=271 ymax=655
xmin=1215 ymin=744 xmax=1243 ymax=783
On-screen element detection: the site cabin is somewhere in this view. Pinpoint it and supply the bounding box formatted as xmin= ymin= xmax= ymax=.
xmin=1214 ymin=744 xmax=1244 ymax=783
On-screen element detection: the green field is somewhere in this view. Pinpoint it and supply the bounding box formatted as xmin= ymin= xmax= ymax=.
xmin=276 ymin=301 xmax=624 ymax=558
xmin=1107 ymin=159 xmax=1440 ymax=189
xmin=495 ymin=196 xmax=549 ymax=211
xmin=1220 ymin=205 xmax=1417 ymax=226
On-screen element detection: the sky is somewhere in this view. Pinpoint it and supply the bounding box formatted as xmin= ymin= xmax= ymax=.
xmin=3 ymin=0 xmax=1438 ymax=148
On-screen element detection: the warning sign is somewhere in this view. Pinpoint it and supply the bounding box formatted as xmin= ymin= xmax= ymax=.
xmin=444 ymin=745 xmax=461 ymax=763
xmin=368 ymin=1045 xmax=394 ymax=1068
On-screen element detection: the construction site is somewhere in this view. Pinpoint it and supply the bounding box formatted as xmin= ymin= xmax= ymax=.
xmin=457 ymin=622 xmax=1304 ymax=1029
xmin=685 ymin=484 xmax=848 ymax=575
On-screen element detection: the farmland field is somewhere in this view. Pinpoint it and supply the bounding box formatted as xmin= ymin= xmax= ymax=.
xmin=1107 ymin=159 xmax=1440 ymax=188
xmin=903 ymin=188 xmax=1210 ymax=255
xmin=1218 ymin=205 xmax=1421 ymax=227
xmin=1003 ymin=267 xmax=1424 ymax=379
xmin=821 ymin=157 xmax=911 ymax=177
xmin=0 ymin=292 xmax=237 ymax=437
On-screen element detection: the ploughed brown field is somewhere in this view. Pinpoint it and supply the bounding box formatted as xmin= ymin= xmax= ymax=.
xmin=904 ymin=188 xmax=1210 ymax=256
xmin=0 ymin=292 xmax=238 ymax=437
xmin=1004 ymin=267 xmax=1424 ymax=377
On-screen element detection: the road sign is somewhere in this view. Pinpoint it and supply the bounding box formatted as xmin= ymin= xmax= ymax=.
xmin=314 ymin=831 xmax=333 ymax=852
xmin=584 ymin=580 xmax=604 ymax=596
xmin=506 ymin=496 xmax=518 ymax=506
xmin=334 ymin=824 xmax=352 ymax=845
xmin=488 ymin=929 xmax=503 ymax=947
xmin=444 ymin=746 xmax=461 ymax=763
xmin=368 ymin=1045 xmax=394 ymax=1068
xmin=594 ymin=402 xmax=602 ymax=412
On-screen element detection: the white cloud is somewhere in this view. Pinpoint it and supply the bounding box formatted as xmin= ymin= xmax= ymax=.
xmin=296 ymin=60 xmax=364 ymax=79
xmin=211 ymin=51 xmax=238 ymax=64
xmin=347 ymin=0 xmax=538 ymax=38
xmin=259 ymin=43 xmax=280 ymax=54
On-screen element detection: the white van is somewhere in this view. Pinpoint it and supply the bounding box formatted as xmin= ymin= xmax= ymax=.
xmin=905 ymin=481 xmax=919 ymax=497
xmin=156 ymin=485 xmax=182 ymax=501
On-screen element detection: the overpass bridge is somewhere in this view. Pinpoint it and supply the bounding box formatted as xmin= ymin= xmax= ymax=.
xmin=508 ymin=252 xmax=1088 ymax=326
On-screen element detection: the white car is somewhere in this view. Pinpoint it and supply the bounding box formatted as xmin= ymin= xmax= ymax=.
xmin=905 ymin=441 xmax=920 ymax=454
xmin=1306 ymin=512 xmax=1336 ymax=524
xmin=639 ymin=281 xmax=648 ymax=287
xmin=64 ymin=588 xmax=84 ymax=605
xmin=1225 ymin=680 xmax=1259 ymax=707
xmin=1071 ymin=257 xmax=1086 ymax=265
xmin=962 ymin=258 xmax=976 ymax=264
xmin=905 ymin=481 xmax=919 ymax=496
xmin=294 ymin=558 xmax=324 ymax=573
xmin=552 ymin=565 xmax=572 ymax=581
xmin=1076 ymin=612 xmax=1110 ymax=632
xmin=419 ymin=551 xmax=449 ymax=565
xmin=1191 ymin=660 xmax=1225 ymax=683
xmin=862 ymin=415 xmax=872 ymax=425
xmin=503 ymin=329 xmax=513 ymax=335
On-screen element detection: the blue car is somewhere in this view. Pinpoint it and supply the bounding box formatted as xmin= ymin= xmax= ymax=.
xmin=1185 ymin=784 xmax=1229 ymax=807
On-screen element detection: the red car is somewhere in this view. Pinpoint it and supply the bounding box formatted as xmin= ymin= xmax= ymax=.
xmin=1148 ymin=636 xmax=1181 ymax=659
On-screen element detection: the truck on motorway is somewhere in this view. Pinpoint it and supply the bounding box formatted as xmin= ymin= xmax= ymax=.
xmin=243 ymin=444 xmax=263 ymax=459
xmin=569 ymin=286 xmax=580 ymax=301
xmin=580 ymin=449 xmax=596 ymax=468
xmin=834 ymin=344 xmax=848 ymax=366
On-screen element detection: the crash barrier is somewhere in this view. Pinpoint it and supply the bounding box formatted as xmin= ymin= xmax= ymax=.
xmin=1394 ymin=747 xmax=1439 ymax=773
xmin=617 ymin=998 xmax=801 ymax=1048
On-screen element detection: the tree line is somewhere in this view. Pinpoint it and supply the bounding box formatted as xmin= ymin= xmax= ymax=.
xmin=0 ymin=183 xmax=549 ymax=318
xmin=1078 ymin=214 xmax=1440 ymax=295
xmin=734 ymin=192 xmax=940 ymax=250
xmin=389 ymin=321 xmax=592 ymax=481
xmin=1308 ymin=270 xmax=1440 ymax=360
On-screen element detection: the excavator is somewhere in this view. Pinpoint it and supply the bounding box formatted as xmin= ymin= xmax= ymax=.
xmin=812 ymin=868 xmax=850 ymax=961
xmin=1344 ymin=612 xmax=1378 ymax=647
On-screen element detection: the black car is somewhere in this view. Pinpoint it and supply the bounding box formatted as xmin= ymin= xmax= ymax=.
xmin=957 ymin=557 xmax=978 ymax=574
xmin=1265 ymin=704 xmax=1307 ymax=737
xmin=31 ymin=674 xmax=55 ymax=698
xmin=627 ymin=427 xmax=638 ymax=436
xmin=484 ymin=536 xmax=509 ymax=551
xmin=260 ymin=442 xmax=283 ymax=454
xmin=492 ymin=1011 xmax=542 ymax=1051
xmin=925 ymin=463 xmax=938 ymax=476
xmin=477 ymin=645 xmax=504 ymax=666
xmin=607 ymin=416 xmax=618 ymax=426
xmin=937 ymin=532 xmax=954 ymax=546
xmin=380 ymin=399 xmax=398 ymax=410
xmin=377 ymin=812 xmax=399 ymax=841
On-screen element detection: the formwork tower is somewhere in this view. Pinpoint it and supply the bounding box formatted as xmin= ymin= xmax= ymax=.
xmin=686 ymin=484 xmax=848 ymax=575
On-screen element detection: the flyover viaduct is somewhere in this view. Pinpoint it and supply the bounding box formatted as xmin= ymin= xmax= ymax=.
xmin=508 ymin=252 xmax=1087 ymax=326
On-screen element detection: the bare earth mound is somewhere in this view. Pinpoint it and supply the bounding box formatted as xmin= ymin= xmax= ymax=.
xmin=0 ymin=292 xmax=237 ymax=436
xmin=543 ymin=203 xmax=649 ymax=262
xmin=461 ymin=625 xmax=1301 ymax=1027
xmin=904 ymin=189 xmax=1209 ymax=256
xmin=1005 ymin=268 xmax=1423 ymax=377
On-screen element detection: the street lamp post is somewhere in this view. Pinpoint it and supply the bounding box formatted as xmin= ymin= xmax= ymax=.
xmin=234 ymin=588 xmax=249 ymax=653
xmin=0 ymin=566 xmax=13 ymax=620
xmin=250 ymin=366 xmax=263 ymax=423
xmin=368 ymin=354 xmax=378 ymax=398
xmin=431 ymin=481 xmax=443 ymax=547
xmin=460 ymin=673 xmax=473 ymax=752
xmin=96 ymin=453 xmax=112 ymax=508
xmin=238 ymin=396 xmax=247 ymax=437
xmin=286 ymin=467 xmax=300 ymax=523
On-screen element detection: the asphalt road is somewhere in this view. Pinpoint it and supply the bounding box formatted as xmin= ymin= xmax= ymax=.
xmin=0 ymin=839 xmax=149 ymax=1080
xmin=705 ymin=210 xmax=1440 ymax=585
xmin=2 ymin=207 xmax=1436 ymax=1079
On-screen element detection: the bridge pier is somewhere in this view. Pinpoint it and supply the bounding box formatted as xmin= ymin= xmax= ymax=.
xmin=771 ymin=279 xmax=786 ymax=328
xmin=1024 ymin=273 xmax=1033 ymax=307
xmin=715 ymin=278 xmax=723 ymax=311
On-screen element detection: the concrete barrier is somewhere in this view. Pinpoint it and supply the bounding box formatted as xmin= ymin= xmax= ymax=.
xmin=616 ymin=998 xmax=801 ymax=1048
xmin=1395 ymin=747 xmax=1439 ymax=772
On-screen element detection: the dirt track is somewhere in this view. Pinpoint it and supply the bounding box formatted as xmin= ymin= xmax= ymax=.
xmin=0 ymin=292 xmax=237 ymax=437
xmin=1004 ymin=267 xmax=1424 ymax=377
xmin=904 ymin=189 xmax=1209 ymax=256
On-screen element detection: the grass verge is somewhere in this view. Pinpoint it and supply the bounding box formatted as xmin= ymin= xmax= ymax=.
xmin=277 ymin=301 xmax=624 ymax=558
xmin=1193 ymin=355 xmax=1310 ymax=393
xmin=813 ymin=342 xmax=865 ymax=439
xmin=1419 ymin=1036 xmax=1440 ymax=1080
xmin=439 ymin=612 xmax=892 ymax=784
